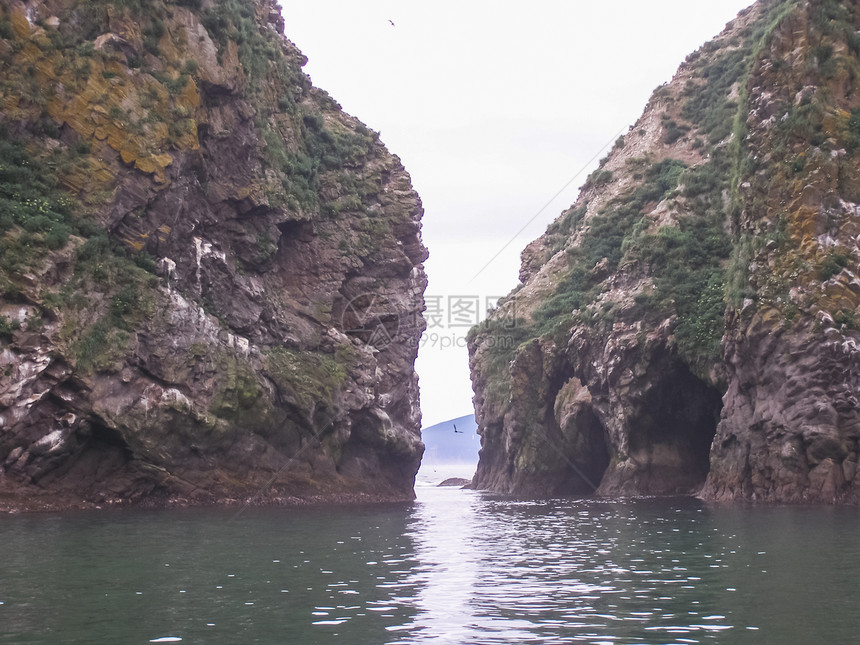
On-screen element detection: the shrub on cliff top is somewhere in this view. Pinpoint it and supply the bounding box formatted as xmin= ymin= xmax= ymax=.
xmin=681 ymin=46 xmax=747 ymax=144
xmin=202 ymin=0 xmax=280 ymax=78
xmin=526 ymin=158 xmax=687 ymax=339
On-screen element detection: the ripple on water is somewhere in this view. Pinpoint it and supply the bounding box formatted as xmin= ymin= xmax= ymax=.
xmin=0 ymin=488 xmax=858 ymax=643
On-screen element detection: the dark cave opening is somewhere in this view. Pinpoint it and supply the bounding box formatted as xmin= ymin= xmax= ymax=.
xmin=275 ymin=219 xmax=315 ymax=240
xmin=89 ymin=421 xmax=133 ymax=452
xmin=628 ymin=365 xmax=723 ymax=493
xmin=566 ymin=407 xmax=611 ymax=495
xmin=549 ymin=380 xmax=612 ymax=496
xmin=26 ymin=418 xmax=135 ymax=492
xmin=272 ymin=219 xmax=316 ymax=279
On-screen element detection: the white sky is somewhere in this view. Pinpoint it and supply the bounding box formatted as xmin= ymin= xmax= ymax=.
xmin=278 ymin=0 xmax=753 ymax=427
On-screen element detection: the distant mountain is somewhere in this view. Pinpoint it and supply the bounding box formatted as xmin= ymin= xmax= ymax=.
xmin=421 ymin=414 xmax=479 ymax=465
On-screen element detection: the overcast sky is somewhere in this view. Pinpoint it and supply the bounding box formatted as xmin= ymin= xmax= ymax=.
xmin=278 ymin=0 xmax=753 ymax=427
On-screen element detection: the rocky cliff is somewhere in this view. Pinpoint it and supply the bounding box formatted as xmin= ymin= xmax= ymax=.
xmin=0 ymin=0 xmax=427 ymax=510
xmin=469 ymin=0 xmax=860 ymax=504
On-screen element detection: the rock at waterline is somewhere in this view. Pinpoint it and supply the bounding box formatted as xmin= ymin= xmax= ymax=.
xmin=438 ymin=478 xmax=471 ymax=488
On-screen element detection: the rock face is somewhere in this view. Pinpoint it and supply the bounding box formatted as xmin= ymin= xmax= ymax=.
xmin=0 ymin=0 xmax=427 ymax=510
xmin=468 ymin=0 xmax=860 ymax=504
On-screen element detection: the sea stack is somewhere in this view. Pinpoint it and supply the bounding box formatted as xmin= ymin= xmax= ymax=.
xmin=0 ymin=0 xmax=427 ymax=510
xmin=468 ymin=0 xmax=860 ymax=504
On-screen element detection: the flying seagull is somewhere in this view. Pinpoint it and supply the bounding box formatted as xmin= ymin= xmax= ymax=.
xmin=388 ymin=19 xmax=395 ymax=27
xmin=454 ymin=424 xmax=463 ymax=434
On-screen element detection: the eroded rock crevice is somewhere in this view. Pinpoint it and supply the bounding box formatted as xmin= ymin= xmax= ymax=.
xmin=600 ymin=365 xmax=722 ymax=496
xmin=552 ymin=377 xmax=611 ymax=494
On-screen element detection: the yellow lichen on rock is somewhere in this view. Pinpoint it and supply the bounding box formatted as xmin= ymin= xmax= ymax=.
xmin=786 ymin=203 xmax=821 ymax=248
xmin=820 ymin=279 xmax=860 ymax=316
xmin=7 ymin=3 xmax=30 ymax=40
xmin=125 ymin=232 xmax=148 ymax=252
xmin=60 ymin=155 xmax=116 ymax=194
xmin=134 ymin=152 xmax=173 ymax=181
xmin=1 ymin=4 xmax=207 ymax=188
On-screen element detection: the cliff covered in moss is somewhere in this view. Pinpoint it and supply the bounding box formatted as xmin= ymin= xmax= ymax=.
xmin=469 ymin=0 xmax=860 ymax=504
xmin=0 ymin=0 xmax=427 ymax=510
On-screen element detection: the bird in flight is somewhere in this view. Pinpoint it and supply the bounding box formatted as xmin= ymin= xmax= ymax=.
xmin=454 ymin=424 xmax=463 ymax=434
xmin=388 ymin=19 xmax=395 ymax=27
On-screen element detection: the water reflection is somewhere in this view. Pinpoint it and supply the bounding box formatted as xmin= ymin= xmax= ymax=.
xmin=1 ymin=492 xmax=859 ymax=644
xmin=394 ymin=487 xmax=483 ymax=643
xmin=394 ymin=490 xmax=740 ymax=643
xmin=392 ymin=492 xmax=860 ymax=644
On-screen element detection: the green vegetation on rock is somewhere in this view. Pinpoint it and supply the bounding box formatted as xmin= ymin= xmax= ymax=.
xmin=530 ymin=158 xmax=688 ymax=338
xmin=0 ymin=136 xmax=76 ymax=273
xmin=264 ymin=345 xmax=358 ymax=417
xmin=471 ymin=0 xmax=811 ymax=417
xmin=0 ymin=131 xmax=158 ymax=371
xmin=469 ymin=0 xmax=860 ymax=504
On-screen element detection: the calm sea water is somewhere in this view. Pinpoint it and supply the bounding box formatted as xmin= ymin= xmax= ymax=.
xmin=1 ymin=471 xmax=859 ymax=644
